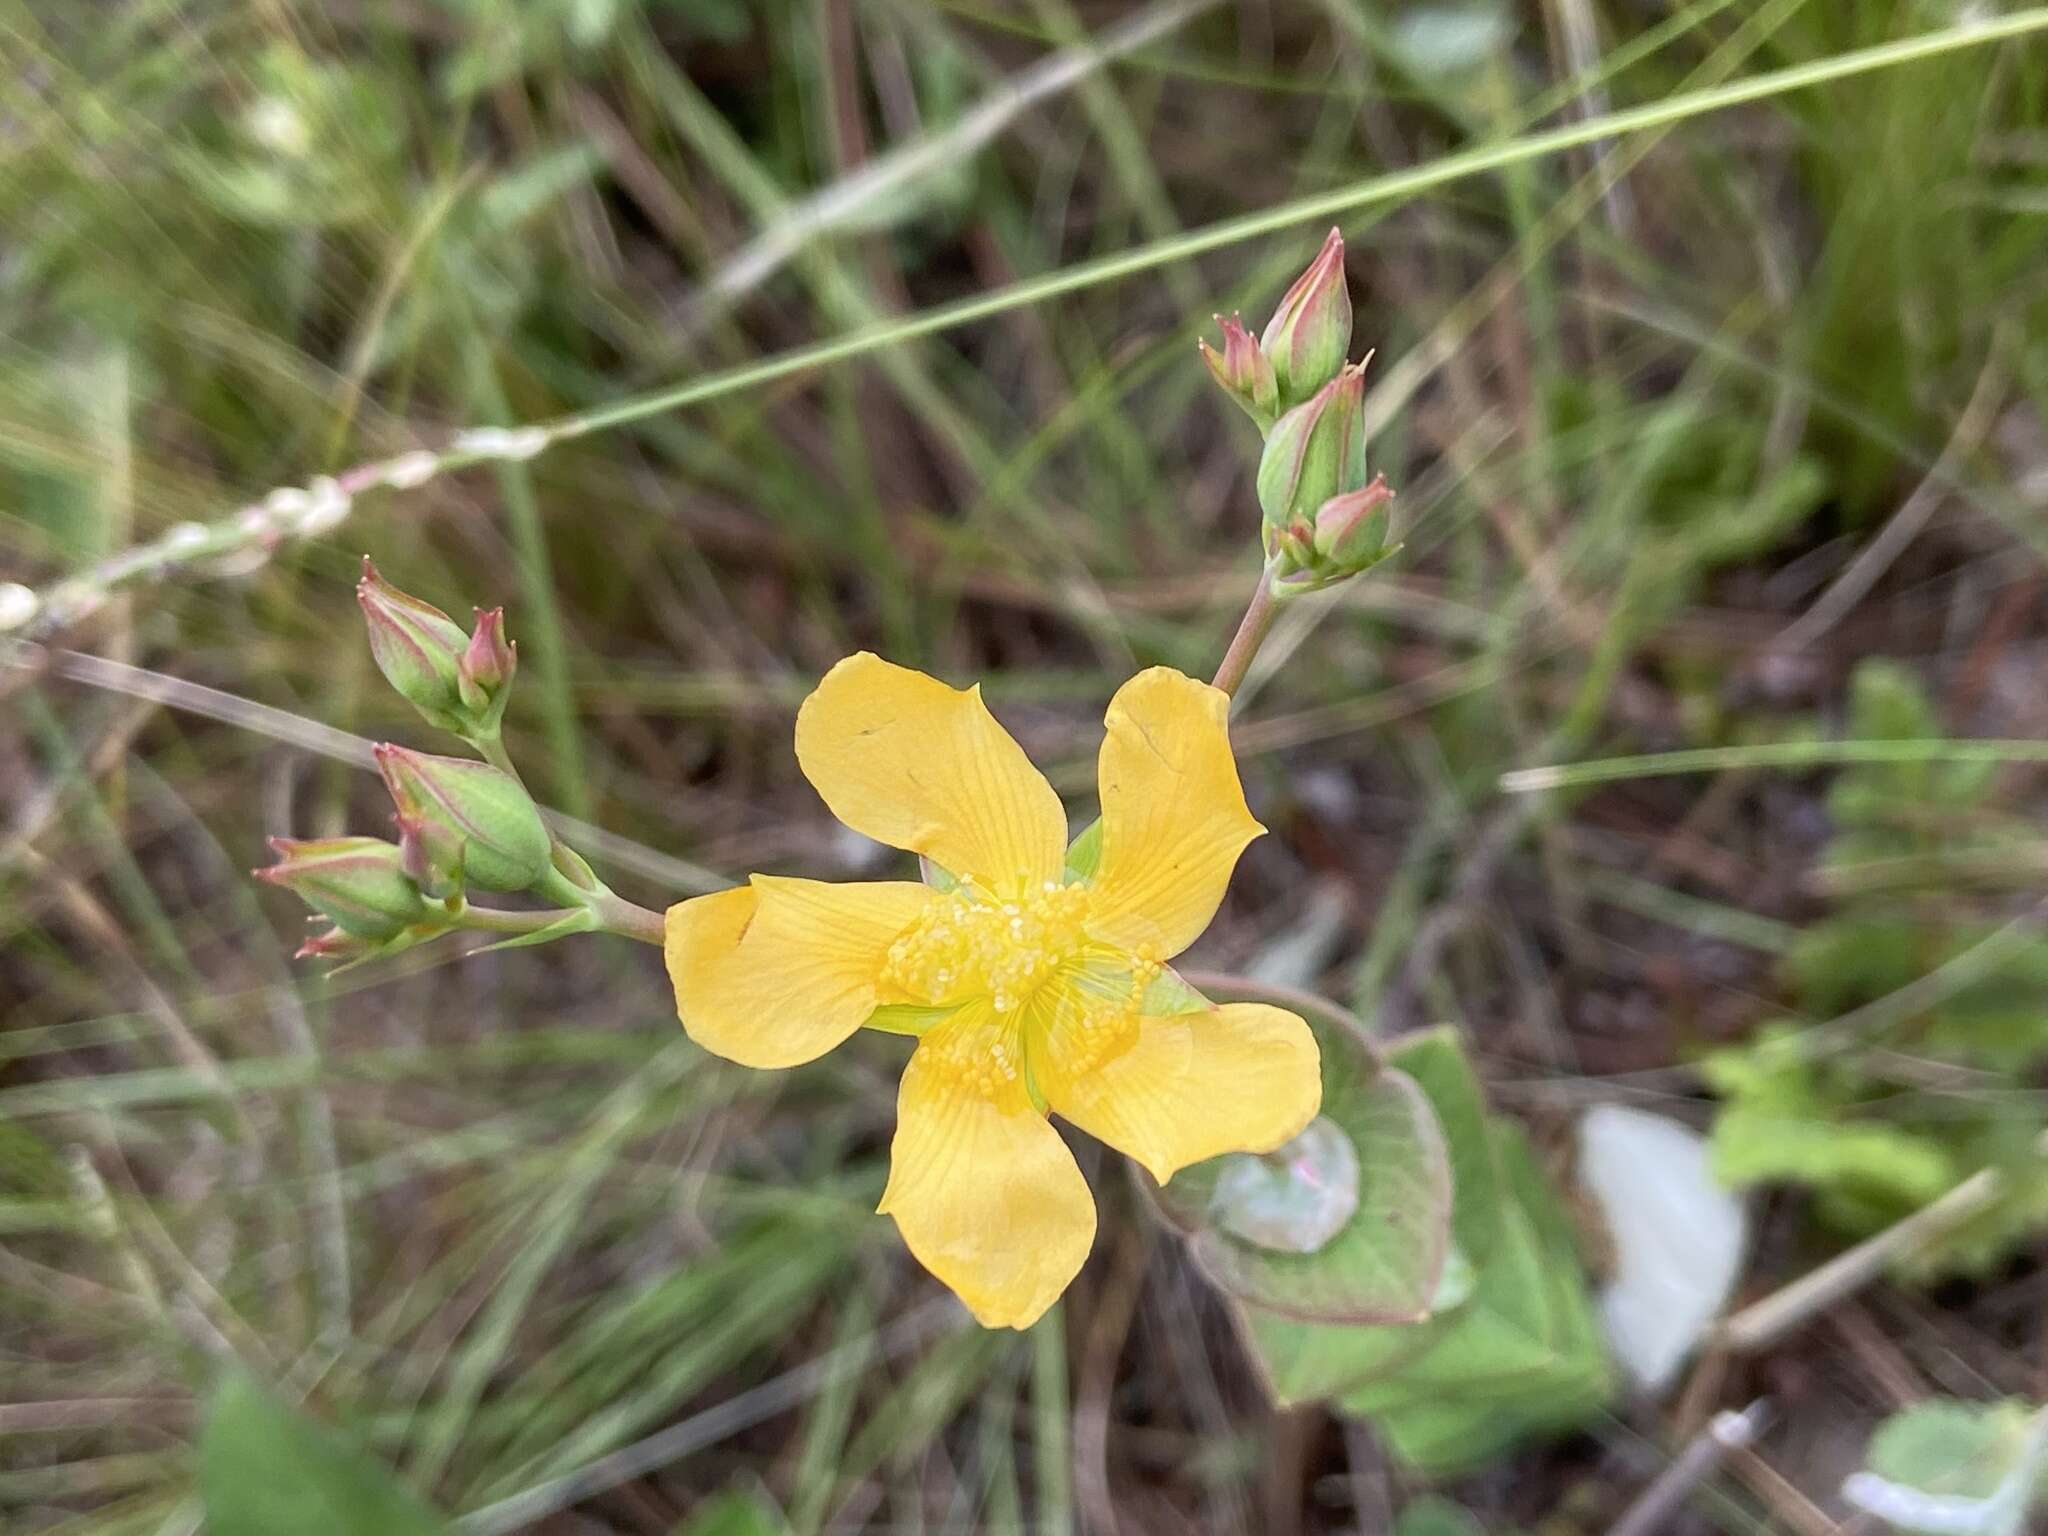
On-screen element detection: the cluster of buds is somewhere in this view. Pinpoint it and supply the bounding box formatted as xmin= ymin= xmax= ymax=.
xmin=1200 ymin=228 xmax=1399 ymax=591
xmin=258 ymin=562 xmax=610 ymax=968
xmin=358 ymin=557 xmax=516 ymax=741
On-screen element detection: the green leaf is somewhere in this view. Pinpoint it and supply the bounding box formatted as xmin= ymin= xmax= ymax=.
xmin=1382 ymin=1027 xmax=1504 ymax=1266
xmin=1393 ymin=1495 xmax=1488 ymax=1536
xmin=1845 ymin=1400 xmax=2047 ymax=1536
xmin=1228 ymin=1028 xmax=1611 ymax=1472
xmin=199 ymin=1373 xmax=450 ymax=1536
xmin=1343 ymin=1126 xmax=1609 ymax=1474
xmin=674 ymin=1487 xmax=793 ymax=1536
xmin=1365 ymin=1372 xmax=1610 ymax=1479
xmin=1332 ymin=1197 xmax=1555 ymax=1409
xmin=1235 ymin=1028 xmax=1506 ymax=1404
xmin=1151 ymin=1014 xmax=1451 ymax=1326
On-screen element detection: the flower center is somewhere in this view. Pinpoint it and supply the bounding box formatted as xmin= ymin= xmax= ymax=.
xmin=881 ymin=881 xmax=1092 ymax=1015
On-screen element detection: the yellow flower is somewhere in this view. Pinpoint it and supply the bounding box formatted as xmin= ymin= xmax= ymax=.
xmin=664 ymin=655 xmax=1321 ymax=1329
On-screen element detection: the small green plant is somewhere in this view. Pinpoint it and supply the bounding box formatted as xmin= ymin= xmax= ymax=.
xmin=1845 ymin=1398 xmax=2048 ymax=1536
xmin=1702 ymin=660 xmax=2048 ymax=1278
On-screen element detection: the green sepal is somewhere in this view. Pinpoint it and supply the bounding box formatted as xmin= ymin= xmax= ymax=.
xmin=1140 ymin=967 xmax=1211 ymax=1016
xmin=1064 ymin=819 xmax=1103 ymax=882
xmin=466 ymin=907 xmax=600 ymax=954
xmin=863 ymin=1003 xmax=960 ymax=1038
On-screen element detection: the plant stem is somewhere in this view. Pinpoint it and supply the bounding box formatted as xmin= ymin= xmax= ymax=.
xmin=472 ymin=730 xmax=529 ymax=792
xmin=468 ymin=733 xmax=672 ymax=946
xmin=461 ymin=892 xmax=666 ymax=946
xmin=590 ymin=889 xmax=668 ymax=946
xmin=1210 ymin=565 xmax=1279 ymax=697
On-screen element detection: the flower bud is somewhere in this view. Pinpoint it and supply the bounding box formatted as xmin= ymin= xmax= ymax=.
xmin=1199 ymin=313 xmax=1279 ymax=431
xmin=357 ymin=558 xmax=472 ymax=733
xmin=1311 ymin=476 xmax=1395 ymax=572
xmin=1256 ymin=364 xmax=1367 ymax=537
xmin=255 ymin=835 xmax=427 ymax=940
xmin=457 ymin=607 xmax=516 ymax=734
xmin=393 ymin=811 xmax=460 ymax=900
xmin=1260 ymin=228 xmax=1352 ymax=408
xmin=373 ymin=744 xmax=552 ymax=893
xmin=1266 ymin=515 xmax=1317 ymax=574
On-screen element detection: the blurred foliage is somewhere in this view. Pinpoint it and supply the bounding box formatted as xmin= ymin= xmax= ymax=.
xmin=200 ymin=1374 xmax=449 ymax=1536
xmin=1845 ymin=1399 xmax=2048 ymax=1536
xmin=1704 ymin=662 xmax=2048 ymax=1279
xmin=1393 ymin=1492 xmax=1497 ymax=1536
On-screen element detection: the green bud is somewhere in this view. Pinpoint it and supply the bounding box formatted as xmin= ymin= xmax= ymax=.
xmin=357 ymin=558 xmax=471 ymax=733
xmin=255 ymin=835 xmax=427 ymax=940
xmin=374 ymin=744 xmax=552 ymax=893
xmin=1199 ymin=313 xmax=1280 ymax=432
xmin=1260 ymin=227 xmax=1352 ymax=408
xmin=1256 ymin=364 xmax=1367 ymax=537
xmin=1311 ymin=477 xmax=1395 ymax=572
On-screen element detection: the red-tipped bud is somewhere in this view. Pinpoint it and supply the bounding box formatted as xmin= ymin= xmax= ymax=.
xmin=1265 ymin=516 xmax=1318 ymax=573
xmin=374 ymin=744 xmax=552 ymax=894
xmin=359 ymin=560 xmax=517 ymax=740
xmin=256 ymin=835 xmax=427 ymax=940
xmin=457 ymin=607 xmax=516 ymax=732
xmin=1260 ymin=228 xmax=1353 ymax=409
xmin=1312 ymin=476 xmax=1395 ymax=571
xmin=357 ymin=558 xmax=471 ymax=733
xmin=1256 ymin=363 xmax=1368 ymax=540
xmin=1200 ymin=313 xmax=1280 ymax=432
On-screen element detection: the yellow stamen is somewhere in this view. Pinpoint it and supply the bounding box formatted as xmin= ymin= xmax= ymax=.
xmin=881 ymin=881 xmax=1091 ymax=1014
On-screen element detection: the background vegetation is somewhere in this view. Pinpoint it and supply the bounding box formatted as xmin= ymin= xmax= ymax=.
xmin=5 ymin=0 xmax=2048 ymax=1531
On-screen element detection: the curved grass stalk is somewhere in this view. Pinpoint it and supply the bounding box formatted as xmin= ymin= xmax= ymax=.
xmin=8 ymin=7 xmax=2046 ymax=641
xmin=1502 ymin=739 xmax=2048 ymax=794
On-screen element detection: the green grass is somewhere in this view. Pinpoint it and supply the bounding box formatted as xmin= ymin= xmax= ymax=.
xmin=6 ymin=0 xmax=2048 ymax=1530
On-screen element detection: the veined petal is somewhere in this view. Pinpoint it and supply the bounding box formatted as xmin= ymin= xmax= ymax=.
xmin=1086 ymin=667 xmax=1264 ymax=959
xmin=879 ymin=1003 xmax=1096 ymax=1329
xmin=795 ymin=653 xmax=1067 ymax=892
xmin=1039 ymin=1000 xmax=1321 ymax=1186
xmin=666 ymin=876 xmax=933 ymax=1069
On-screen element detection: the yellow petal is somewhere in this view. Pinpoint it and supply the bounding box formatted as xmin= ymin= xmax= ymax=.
xmin=665 ymin=876 xmax=933 ymax=1069
xmin=879 ymin=1004 xmax=1096 ymax=1328
xmin=1086 ymin=667 xmax=1265 ymax=958
xmin=1039 ymin=1001 xmax=1321 ymax=1185
xmin=794 ymin=653 xmax=1067 ymax=892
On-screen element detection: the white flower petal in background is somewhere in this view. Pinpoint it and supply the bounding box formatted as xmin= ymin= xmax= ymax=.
xmin=1578 ymin=1105 xmax=1748 ymax=1394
